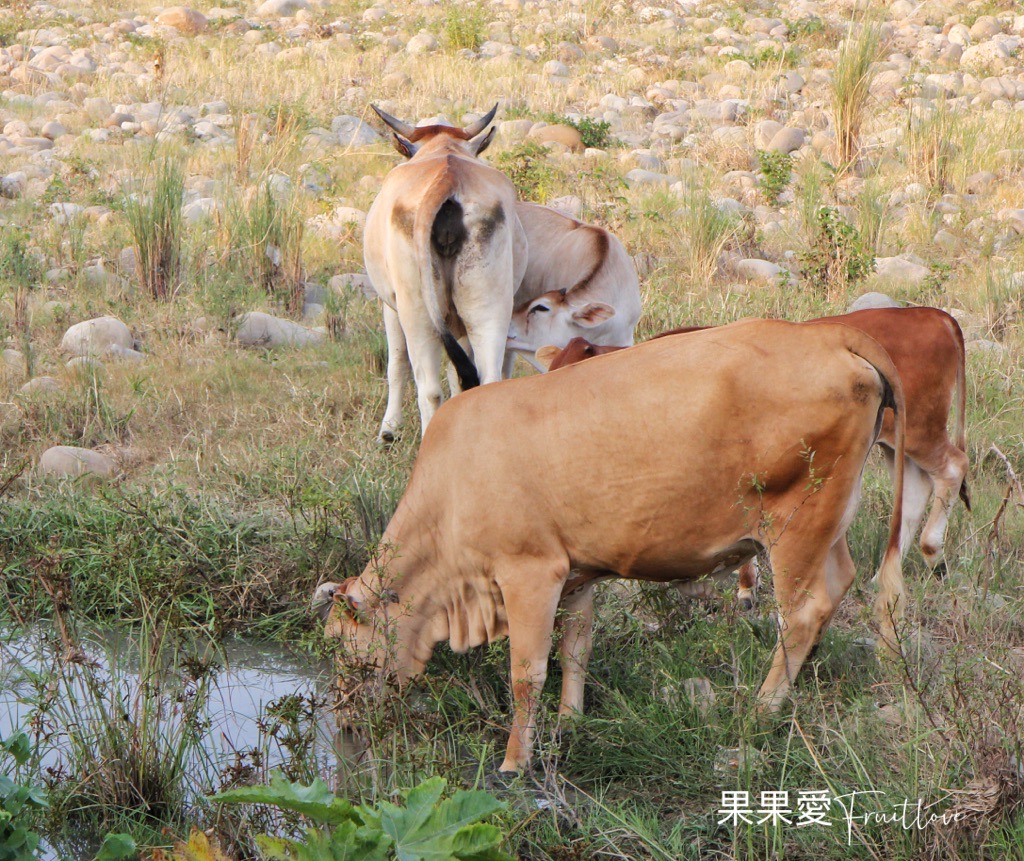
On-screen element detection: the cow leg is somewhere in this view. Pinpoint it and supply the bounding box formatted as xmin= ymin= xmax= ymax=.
xmin=496 ymin=570 xmax=564 ymax=772
xmin=501 ymin=349 xmax=516 ymax=379
xmin=379 ymin=305 xmax=411 ymax=443
xmin=757 ymin=542 xmax=836 ymax=712
xmin=402 ymin=327 xmax=445 ymax=437
xmin=736 ymin=559 xmax=759 ymax=611
xmin=557 ymin=581 xmax=596 ymax=716
xmin=446 ymin=337 xmax=472 ymax=396
xmin=881 ymin=447 xmax=931 ymax=559
xmin=465 ymin=321 xmax=512 ymax=386
xmin=918 ymin=446 xmax=969 ymax=569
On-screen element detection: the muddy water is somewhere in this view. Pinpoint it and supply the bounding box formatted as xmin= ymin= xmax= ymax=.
xmin=0 ymin=626 xmax=340 ymax=785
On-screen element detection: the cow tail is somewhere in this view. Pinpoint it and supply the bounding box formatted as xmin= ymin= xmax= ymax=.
xmin=946 ymin=312 xmax=971 ymax=509
xmin=844 ymin=328 xmax=906 ymax=658
xmin=415 ymin=182 xmax=480 ymax=391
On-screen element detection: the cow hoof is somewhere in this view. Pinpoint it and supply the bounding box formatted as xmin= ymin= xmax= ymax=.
xmin=485 ymin=767 xmax=524 ymax=793
xmin=930 ymin=558 xmax=948 ymax=579
xmin=738 ymin=596 xmax=754 ymax=612
xmin=378 ymin=429 xmax=396 ymax=446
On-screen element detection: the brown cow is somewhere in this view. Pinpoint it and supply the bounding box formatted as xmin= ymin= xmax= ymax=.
xmin=314 ymin=319 xmax=906 ymax=772
xmin=537 ymin=307 xmax=969 ymax=599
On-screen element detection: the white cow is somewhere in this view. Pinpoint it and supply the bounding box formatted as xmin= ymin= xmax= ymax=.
xmin=506 ymin=202 xmax=641 ymax=369
xmin=364 ymin=105 xmax=528 ymax=441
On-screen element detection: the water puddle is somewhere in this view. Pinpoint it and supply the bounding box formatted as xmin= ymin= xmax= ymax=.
xmin=0 ymin=625 xmax=339 ymax=789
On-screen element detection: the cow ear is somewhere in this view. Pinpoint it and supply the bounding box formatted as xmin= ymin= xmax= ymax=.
xmin=391 ymin=133 xmax=417 ymax=159
xmin=571 ymin=302 xmax=615 ymax=327
xmin=471 ymin=125 xmax=496 ymax=156
xmin=535 ymin=345 xmax=561 ymax=370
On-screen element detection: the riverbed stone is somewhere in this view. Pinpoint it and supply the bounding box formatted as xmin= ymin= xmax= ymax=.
xmin=848 ymin=292 xmax=901 ymax=312
xmin=60 ymin=316 xmax=134 ymax=356
xmin=38 ymin=446 xmax=117 ymax=480
xmin=874 ymin=256 xmax=931 ymax=285
xmin=155 ymin=7 xmax=208 ymax=34
xmin=236 ymin=312 xmax=325 ymax=348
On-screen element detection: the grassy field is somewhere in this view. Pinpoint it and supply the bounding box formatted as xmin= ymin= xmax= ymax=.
xmin=1 ymin=0 xmax=1024 ymax=858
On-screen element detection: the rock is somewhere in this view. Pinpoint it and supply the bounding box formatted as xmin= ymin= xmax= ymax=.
xmin=529 ymin=124 xmax=583 ymax=152
xmin=735 ymin=258 xmax=788 ymax=282
xmin=40 ymin=120 xmax=66 ymax=140
xmin=966 ymin=171 xmax=997 ymax=193
xmin=50 ymin=203 xmax=83 ymax=224
xmin=67 ymin=356 xmax=104 ymax=373
xmin=543 ymin=60 xmax=570 ymax=77
xmin=682 ymin=677 xmax=716 ymax=712
xmin=155 ymin=7 xmax=208 ymax=35
xmin=255 ymin=0 xmax=309 ymax=16
xmin=780 ymin=71 xmax=804 ymax=93
xmin=60 ymin=316 xmax=134 ymax=357
xmin=2 ymin=349 xmax=23 ymax=370
xmin=38 ymin=446 xmax=116 ymax=480
xmin=0 ymin=172 xmax=26 ymax=198
xmin=19 ymin=376 xmax=60 ymax=395
xmin=767 ymin=127 xmax=805 ymax=154
xmin=406 ymin=32 xmax=438 ymax=54
xmin=182 ymin=198 xmax=219 ymax=223
xmin=235 ymin=312 xmax=325 ymax=349
xmin=107 ymin=344 xmax=146 ymax=362
xmin=848 ymin=292 xmax=901 ymax=312
xmin=625 ymin=168 xmax=671 ymax=187
xmin=331 ymin=115 xmax=382 ymax=147
xmin=874 ymin=256 xmax=930 ymax=285
xmin=969 ymin=16 xmax=1002 ymax=40
xmin=498 ymin=119 xmax=533 ymax=142
xmin=330 ymin=272 xmax=376 ymax=299
xmin=753 ymin=119 xmax=783 ymax=149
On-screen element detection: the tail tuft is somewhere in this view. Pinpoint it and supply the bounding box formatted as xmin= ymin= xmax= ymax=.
xmin=443 ymin=332 xmax=480 ymax=390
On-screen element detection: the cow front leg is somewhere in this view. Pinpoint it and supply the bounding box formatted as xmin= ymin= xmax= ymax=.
xmin=379 ymin=304 xmax=411 ymax=443
xmin=496 ymin=570 xmax=564 ymax=773
xmin=557 ymin=580 xmax=595 ymax=716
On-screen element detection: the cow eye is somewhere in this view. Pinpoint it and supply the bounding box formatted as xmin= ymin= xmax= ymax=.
xmin=530 ymin=304 xmax=550 ymax=314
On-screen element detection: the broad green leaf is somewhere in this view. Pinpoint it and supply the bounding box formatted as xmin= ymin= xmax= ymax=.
xmin=254 ymin=835 xmax=301 ymax=861
xmin=94 ymin=832 xmax=137 ymax=861
xmin=0 ymin=734 xmax=30 ymax=766
xmin=212 ymin=776 xmax=356 ymax=825
xmin=451 ymin=824 xmax=515 ymax=861
xmin=377 ymin=779 xmax=508 ymax=861
xmin=304 ymin=822 xmax=391 ymax=861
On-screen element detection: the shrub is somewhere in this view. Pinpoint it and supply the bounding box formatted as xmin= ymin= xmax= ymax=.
xmin=798 ymin=206 xmax=874 ymax=298
xmin=755 ymin=149 xmax=793 ymax=206
xmin=830 ymin=18 xmax=884 ymax=169
xmin=494 ymin=140 xmax=561 ymax=202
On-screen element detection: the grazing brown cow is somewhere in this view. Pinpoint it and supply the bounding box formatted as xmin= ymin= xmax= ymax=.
xmin=537 ymin=307 xmax=969 ymax=599
xmin=314 ymin=319 xmax=906 ymax=772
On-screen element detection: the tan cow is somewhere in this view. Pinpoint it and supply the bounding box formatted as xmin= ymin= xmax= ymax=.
xmin=365 ymin=105 xmax=528 ymax=442
xmin=505 ymin=202 xmax=641 ymax=368
xmin=314 ymin=319 xmax=906 ymax=772
xmin=538 ymin=306 xmax=970 ymax=598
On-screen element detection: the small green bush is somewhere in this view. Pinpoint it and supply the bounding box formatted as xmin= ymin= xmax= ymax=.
xmin=798 ymin=205 xmax=874 ymax=297
xmin=494 ymin=140 xmax=561 ymax=202
xmin=755 ymin=149 xmax=793 ymax=206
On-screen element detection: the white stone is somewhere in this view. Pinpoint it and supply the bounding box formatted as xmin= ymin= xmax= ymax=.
xmin=734 ymin=258 xmax=787 ymax=282
xmin=406 ymin=32 xmax=438 ymax=54
xmin=331 ymin=115 xmax=382 ymax=147
xmin=19 ymin=376 xmax=60 ymax=395
xmin=38 ymin=446 xmax=117 ymax=480
xmin=60 ymin=316 xmax=134 ymax=357
xmin=848 ymin=292 xmax=901 ymax=312
xmin=236 ymin=312 xmax=325 ymax=349
xmin=874 ymin=256 xmax=930 ymax=285
xmin=255 ymin=0 xmax=310 ymax=16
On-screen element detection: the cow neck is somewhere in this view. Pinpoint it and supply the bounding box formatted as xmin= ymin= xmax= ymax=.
xmin=367 ymin=512 xmax=508 ymax=678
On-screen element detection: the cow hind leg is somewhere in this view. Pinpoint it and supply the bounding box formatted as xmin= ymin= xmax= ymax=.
xmin=403 ymin=328 xmax=446 ymax=437
xmin=495 ymin=565 xmax=566 ymax=773
xmin=757 ymin=542 xmax=838 ymax=712
xmin=736 ymin=559 xmax=760 ymax=611
xmin=881 ymin=448 xmax=931 ymax=560
xmin=919 ymin=446 xmax=969 ymax=570
xmin=557 ymin=581 xmax=596 ymax=717
xmin=379 ymin=305 xmax=411 ymax=443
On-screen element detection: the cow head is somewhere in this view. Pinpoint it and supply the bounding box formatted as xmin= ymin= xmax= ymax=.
xmin=535 ymin=336 xmax=623 ymax=371
xmin=371 ymin=104 xmax=498 ymax=160
xmin=507 ymin=290 xmax=616 ymax=365
xmin=312 ymin=578 xmax=401 ymax=673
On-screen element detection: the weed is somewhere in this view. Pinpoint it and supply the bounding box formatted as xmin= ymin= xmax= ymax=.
xmin=755 ymin=149 xmax=792 ymax=206
xmin=443 ymin=1 xmax=486 ymax=51
xmin=538 ymin=112 xmax=617 ymax=149
xmin=677 ymin=183 xmax=738 ymax=287
xmin=798 ymin=206 xmax=874 ymax=298
xmin=494 ymin=140 xmax=562 ymax=202
xmin=830 ymin=17 xmax=884 ymax=170
xmin=904 ymin=100 xmax=959 ymax=196
xmin=123 ymin=157 xmax=185 ymax=302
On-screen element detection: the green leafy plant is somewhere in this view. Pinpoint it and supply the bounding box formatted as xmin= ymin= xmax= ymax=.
xmin=537 ymin=113 xmax=616 ymax=149
xmin=493 ymin=140 xmax=561 ymax=202
xmin=0 ymin=734 xmax=47 ymax=861
xmin=830 ymin=17 xmax=884 ymax=170
xmin=755 ymin=149 xmax=793 ymax=206
xmin=213 ymin=775 xmax=513 ymax=861
xmin=443 ymin=1 xmax=485 ymax=51
xmin=798 ymin=206 xmax=874 ymax=298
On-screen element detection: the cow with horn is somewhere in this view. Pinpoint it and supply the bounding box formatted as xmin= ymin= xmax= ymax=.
xmin=364 ymin=104 xmax=528 ymax=442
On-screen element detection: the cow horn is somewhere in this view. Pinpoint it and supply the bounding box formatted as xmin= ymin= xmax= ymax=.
xmin=371 ymin=105 xmax=416 ymax=139
xmin=462 ymin=104 xmax=498 ymax=139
